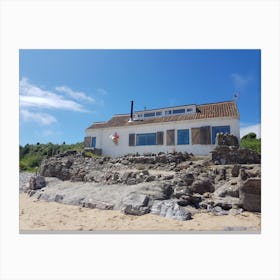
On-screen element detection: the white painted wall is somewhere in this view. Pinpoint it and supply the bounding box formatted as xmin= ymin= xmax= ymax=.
xmin=86 ymin=117 xmax=239 ymax=157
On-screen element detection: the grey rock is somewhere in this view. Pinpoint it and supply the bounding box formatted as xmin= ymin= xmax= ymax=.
xmin=145 ymin=175 xmax=156 ymax=182
xmin=139 ymin=182 xmax=173 ymax=200
xmin=191 ymin=179 xmax=214 ymax=194
xmin=121 ymin=193 xmax=150 ymax=216
xmin=214 ymin=183 xmax=240 ymax=198
xmin=29 ymin=176 xmax=46 ymax=190
xmin=231 ymin=164 xmax=241 ymax=177
xmin=54 ymin=194 xmax=64 ymax=202
xmin=181 ymin=173 xmax=195 ymax=185
xmin=151 ymin=200 xmax=192 ymax=221
xmin=239 ymin=178 xmax=261 ymax=212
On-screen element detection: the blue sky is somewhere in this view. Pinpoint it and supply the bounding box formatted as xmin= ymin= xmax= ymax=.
xmin=19 ymin=49 xmax=261 ymax=145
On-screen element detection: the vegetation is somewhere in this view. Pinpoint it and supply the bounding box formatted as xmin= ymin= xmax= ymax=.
xmin=19 ymin=142 xmax=84 ymax=172
xmin=240 ymin=132 xmax=261 ymax=155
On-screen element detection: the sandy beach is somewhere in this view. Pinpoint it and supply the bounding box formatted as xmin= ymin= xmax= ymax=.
xmin=19 ymin=193 xmax=261 ymax=232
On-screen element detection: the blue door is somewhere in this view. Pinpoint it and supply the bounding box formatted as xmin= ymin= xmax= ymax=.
xmin=91 ymin=137 xmax=96 ymax=148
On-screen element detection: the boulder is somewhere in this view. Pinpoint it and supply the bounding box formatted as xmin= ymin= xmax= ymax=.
xmin=239 ymin=178 xmax=261 ymax=212
xmin=231 ymin=164 xmax=241 ymax=177
xmin=214 ymin=182 xmax=240 ymax=198
xmin=151 ymin=200 xmax=192 ymax=221
xmin=81 ymin=198 xmax=114 ymax=210
xmin=190 ymin=179 xmax=214 ymax=194
xmin=121 ymin=193 xmax=150 ymax=216
xmin=181 ymin=173 xmax=195 ymax=186
xmin=29 ymin=176 xmax=46 ymax=190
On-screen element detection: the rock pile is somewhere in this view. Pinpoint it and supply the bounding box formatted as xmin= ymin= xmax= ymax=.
xmin=211 ymin=134 xmax=261 ymax=164
xmin=21 ymin=150 xmax=261 ymax=221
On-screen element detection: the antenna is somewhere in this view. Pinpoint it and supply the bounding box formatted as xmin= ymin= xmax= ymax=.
xmin=233 ymin=92 xmax=239 ymax=101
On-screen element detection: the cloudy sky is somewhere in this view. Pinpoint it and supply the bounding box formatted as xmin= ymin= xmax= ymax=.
xmin=19 ymin=49 xmax=261 ymax=145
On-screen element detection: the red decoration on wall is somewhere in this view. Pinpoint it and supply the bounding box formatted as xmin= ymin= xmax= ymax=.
xmin=111 ymin=132 xmax=119 ymax=144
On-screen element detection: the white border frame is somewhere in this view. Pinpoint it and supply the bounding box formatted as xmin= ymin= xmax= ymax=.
xmin=1 ymin=0 xmax=279 ymax=279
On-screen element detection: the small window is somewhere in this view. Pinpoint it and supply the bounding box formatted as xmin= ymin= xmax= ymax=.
xmin=144 ymin=112 xmax=155 ymax=118
xmin=177 ymin=129 xmax=189 ymax=145
xmin=91 ymin=137 xmax=96 ymax=148
xmin=166 ymin=129 xmax=175 ymax=145
xmin=191 ymin=126 xmax=211 ymax=145
xmin=186 ymin=108 xmax=192 ymax=112
xmin=129 ymin=133 xmax=135 ymax=146
xmin=155 ymin=111 xmax=162 ymax=116
xmin=173 ymin=108 xmax=185 ymax=115
xmin=212 ymin=126 xmax=230 ymax=144
xmin=157 ymin=131 xmax=164 ymax=145
xmin=165 ymin=110 xmax=172 ymax=115
xmin=136 ymin=133 xmax=157 ymax=146
xmin=138 ymin=114 xmax=143 ymax=118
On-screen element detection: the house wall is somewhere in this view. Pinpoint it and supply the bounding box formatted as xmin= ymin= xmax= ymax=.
xmin=86 ymin=117 xmax=239 ymax=157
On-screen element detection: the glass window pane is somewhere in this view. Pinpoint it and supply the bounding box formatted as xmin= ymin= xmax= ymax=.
xmin=177 ymin=129 xmax=189 ymax=145
xmin=144 ymin=112 xmax=155 ymax=118
xmin=136 ymin=133 xmax=157 ymax=146
xmin=173 ymin=109 xmax=185 ymax=114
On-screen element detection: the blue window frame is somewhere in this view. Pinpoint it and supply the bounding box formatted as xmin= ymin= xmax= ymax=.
xmin=173 ymin=108 xmax=185 ymax=115
xmin=136 ymin=133 xmax=157 ymax=146
xmin=91 ymin=137 xmax=96 ymax=148
xmin=177 ymin=129 xmax=190 ymax=145
xmin=144 ymin=112 xmax=155 ymax=118
xmin=212 ymin=126 xmax=230 ymax=144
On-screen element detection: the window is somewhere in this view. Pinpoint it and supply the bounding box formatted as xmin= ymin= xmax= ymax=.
xmin=186 ymin=108 xmax=192 ymax=112
xmin=165 ymin=110 xmax=172 ymax=115
xmin=129 ymin=133 xmax=135 ymax=146
xmin=155 ymin=111 xmax=162 ymax=116
xmin=136 ymin=133 xmax=157 ymax=146
xmin=212 ymin=126 xmax=230 ymax=144
xmin=144 ymin=112 xmax=155 ymax=118
xmin=177 ymin=129 xmax=189 ymax=145
xmin=191 ymin=126 xmax=211 ymax=145
xmin=166 ymin=129 xmax=175 ymax=145
xmin=157 ymin=131 xmax=164 ymax=145
xmin=91 ymin=137 xmax=96 ymax=148
xmin=173 ymin=108 xmax=185 ymax=115
xmin=137 ymin=114 xmax=143 ymax=118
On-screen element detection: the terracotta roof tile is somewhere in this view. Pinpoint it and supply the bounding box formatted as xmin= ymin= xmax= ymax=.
xmin=87 ymin=101 xmax=239 ymax=130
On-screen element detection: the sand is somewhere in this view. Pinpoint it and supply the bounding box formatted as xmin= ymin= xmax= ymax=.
xmin=19 ymin=193 xmax=261 ymax=232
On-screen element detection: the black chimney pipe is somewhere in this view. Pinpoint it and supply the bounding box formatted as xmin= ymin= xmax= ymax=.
xmin=129 ymin=100 xmax=134 ymax=122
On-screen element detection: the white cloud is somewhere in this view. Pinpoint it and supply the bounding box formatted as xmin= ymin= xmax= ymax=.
xmin=20 ymin=78 xmax=86 ymax=112
xmin=230 ymin=73 xmax=253 ymax=89
xmin=55 ymin=86 xmax=95 ymax=103
xmin=240 ymin=123 xmax=261 ymax=138
xmin=20 ymin=110 xmax=57 ymax=125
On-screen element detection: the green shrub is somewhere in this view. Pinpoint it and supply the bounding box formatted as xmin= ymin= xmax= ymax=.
xmin=19 ymin=141 xmax=85 ymax=171
xmin=240 ymin=133 xmax=261 ymax=155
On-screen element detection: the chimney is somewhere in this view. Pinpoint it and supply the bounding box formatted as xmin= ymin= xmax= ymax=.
xmin=128 ymin=100 xmax=134 ymax=123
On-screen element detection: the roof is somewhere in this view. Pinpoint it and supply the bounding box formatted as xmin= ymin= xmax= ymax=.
xmin=86 ymin=101 xmax=239 ymax=130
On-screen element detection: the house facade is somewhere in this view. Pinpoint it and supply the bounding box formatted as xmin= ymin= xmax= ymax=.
xmin=84 ymin=101 xmax=240 ymax=157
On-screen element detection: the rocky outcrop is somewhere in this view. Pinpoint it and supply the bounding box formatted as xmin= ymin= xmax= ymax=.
xmin=216 ymin=133 xmax=239 ymax=147
xmin=211 ymin=146 xmax=261 ymax=165
xmin=29 ymin=176 xmax=46 ymax=190
xmin=239 ymin=178 xmax=261 ymax=212
xmin=21 ymin=150 xmax=261 ymax=221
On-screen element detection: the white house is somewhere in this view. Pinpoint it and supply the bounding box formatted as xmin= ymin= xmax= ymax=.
xmin=84 ymin=100 xmax=240 ymax=157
